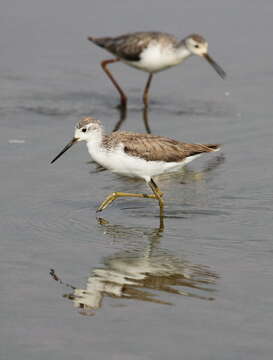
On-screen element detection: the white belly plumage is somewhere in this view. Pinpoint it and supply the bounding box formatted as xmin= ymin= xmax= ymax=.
xmin=87 ymin=143 xmax=200 ymax=182
xmin=124 ymin=43 xmax=187 ymax=73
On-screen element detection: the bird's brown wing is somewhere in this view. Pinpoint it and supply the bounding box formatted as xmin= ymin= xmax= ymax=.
xmin=104 ymin=132 xmax=220 ymax=162
xmin=88 ymin=32 xmax=177 ymax=61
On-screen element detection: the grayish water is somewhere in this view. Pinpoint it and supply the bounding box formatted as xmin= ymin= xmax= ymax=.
xmin=1 ymin=0 xmax=273 ymax=359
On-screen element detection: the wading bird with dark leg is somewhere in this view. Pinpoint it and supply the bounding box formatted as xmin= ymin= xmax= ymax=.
xmin=51 ymin=117 xmax=221 ymax=225
xmin=88 ymin=32 xmax=226 ymax=108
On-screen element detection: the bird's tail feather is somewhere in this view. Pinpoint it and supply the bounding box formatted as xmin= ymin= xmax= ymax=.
xmin=201 ymin=144 xmax=221 ymax=152
xmin=88 ymin=36 xmax=112 ymax=49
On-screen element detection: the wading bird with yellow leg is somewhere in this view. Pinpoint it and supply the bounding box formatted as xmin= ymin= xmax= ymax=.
xmin=51 ymin=117 xmax=221 ymax=225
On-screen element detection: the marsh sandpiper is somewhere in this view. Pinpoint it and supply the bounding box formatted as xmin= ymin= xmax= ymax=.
xmin=51 ymin=117 xmax=221 ymax=223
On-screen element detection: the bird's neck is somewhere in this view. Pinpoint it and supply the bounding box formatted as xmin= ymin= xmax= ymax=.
xmin=175 ymin=40 xmax=192 ymax=61
xmin=86 ymin=129 xmax=105 ymax=152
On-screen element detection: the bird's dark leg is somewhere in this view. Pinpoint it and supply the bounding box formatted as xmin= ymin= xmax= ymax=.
xmin=101 ymin=58 xmax=127 ymax=108
xmin=142 ymin=106 xmax=151 ymax=134
xmin=143 ymin=73 xmax=153 ymax=107
xmin=112 ymin=105 xmax=127 ymax=132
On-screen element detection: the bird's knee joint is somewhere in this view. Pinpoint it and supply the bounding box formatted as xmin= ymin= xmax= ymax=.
xmin=158 ymin=198 xmax=164 ymax=206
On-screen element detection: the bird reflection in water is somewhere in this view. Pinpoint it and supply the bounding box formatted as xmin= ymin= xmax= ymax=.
xmin=50 ymin=221 xmax=219 ymax=316
xmin=112 ymin=106 xmax=151 ymax=133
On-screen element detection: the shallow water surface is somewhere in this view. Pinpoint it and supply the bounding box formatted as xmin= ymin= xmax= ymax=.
xmin=1 ymin=1 xmax=273 ymax=359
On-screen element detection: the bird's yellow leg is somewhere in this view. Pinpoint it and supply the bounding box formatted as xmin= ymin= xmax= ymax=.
xmin=148 ymin=179 xmax=165 ymax=220
xmin=149 ymin=179 xmax=164 ymax=197
xmin=96 ymin=191 xmax=157 ymax=212
xmin=149 ymin=179 xmax=164 ymax=198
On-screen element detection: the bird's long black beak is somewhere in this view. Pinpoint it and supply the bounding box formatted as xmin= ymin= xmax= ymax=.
xmin=203 ymin=53 xmax=226 ymax=79
xmin=50 ymin=138 xmax=78 ymax=164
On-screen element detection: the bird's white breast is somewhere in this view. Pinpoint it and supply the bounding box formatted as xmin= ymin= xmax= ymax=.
xmin=125 ymin=42 xmax=191 ymax=73
xmin=87 ymin=141 xmax=200 ymax=182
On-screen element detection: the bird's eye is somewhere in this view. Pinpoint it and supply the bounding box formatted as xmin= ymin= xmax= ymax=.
xmin=82 ymin=128 xmax=87 ymax=133
xmin=194 ymin=44 xmax=199 ymax=48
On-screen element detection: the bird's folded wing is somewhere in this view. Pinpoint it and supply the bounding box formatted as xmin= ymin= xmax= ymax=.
xmin=89 ymin=32 xmax=177 ymax=62
xmin=120 ymin=133 xmax=219 ymax=162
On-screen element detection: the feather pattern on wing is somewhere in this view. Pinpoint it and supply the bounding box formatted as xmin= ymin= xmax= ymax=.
xmin=88 ymin=32 xmax=178 ymax=61
xmin=102 ymin=131 xmax=220 ymax=162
